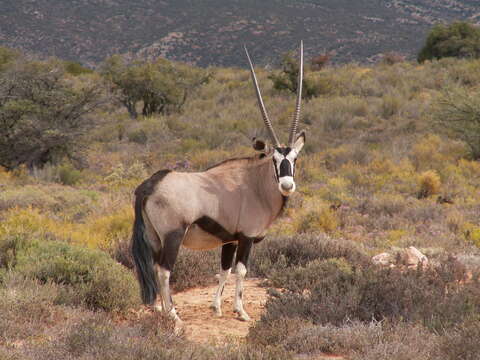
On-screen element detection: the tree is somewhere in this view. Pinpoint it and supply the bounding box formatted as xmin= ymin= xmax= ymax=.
xmin=63 ymin=60 xmax=94 ymax=76
xmin=418 ymin=22 xmax=480 ymax=63
xmin=269 ymin=51 xmax=322 ymax=99
xmin=0 ymin=46 xmax=20 ymax=72
xmin=0 ymin=57 xmax=106 ymax=170
xmin=101 ymin=56 xmax=210 ymax=119
xmin=435 ymin=87 xmax=480 ymax=159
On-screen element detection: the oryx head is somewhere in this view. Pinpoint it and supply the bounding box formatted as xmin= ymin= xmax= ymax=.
xmin=245 ymin=42 xmax=306 ymax=196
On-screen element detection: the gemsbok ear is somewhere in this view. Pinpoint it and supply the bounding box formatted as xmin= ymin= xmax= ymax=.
xmin=293 ymin=130 xmax=306 ymax=153
xmin=252 ymin=137 xmax=268 ymax=152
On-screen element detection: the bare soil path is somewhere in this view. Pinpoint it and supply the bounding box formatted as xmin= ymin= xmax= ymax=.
xmin=172 ymin=278 xmax=344 ymax=360
xmin=174 ymin=277 xmax=268 ymax=344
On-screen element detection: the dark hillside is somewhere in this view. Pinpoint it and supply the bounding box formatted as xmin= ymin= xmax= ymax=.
xmin=0 ymin=0 xmax=479 ymax=67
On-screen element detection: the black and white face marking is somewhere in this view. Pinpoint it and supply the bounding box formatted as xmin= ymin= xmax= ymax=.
xmin=273 ymin=147 xmax=298 ymax=196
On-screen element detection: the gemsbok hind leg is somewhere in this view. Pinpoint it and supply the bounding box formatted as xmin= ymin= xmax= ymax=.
xmin=157 ymin=228 xmax=185 ymax=322
xmin=233 ymin=237 xmax=253 ymax=321
xmin=211 ymin=243 xmax=236 ymax=316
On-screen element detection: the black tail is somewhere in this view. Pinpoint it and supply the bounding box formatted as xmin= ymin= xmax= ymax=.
xmin=131 ymin=193 xmax=158 ymax=305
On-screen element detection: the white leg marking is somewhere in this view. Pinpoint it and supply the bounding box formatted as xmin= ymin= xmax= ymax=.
xmin=153 ymin=265 xmax=164 ymax=312
xmin=158 ymin=267 xmax=182 ymax=323
xmin=234 ymin=262 xmax=251 ymax=321
xmin=211 ymin=268 xmax=231 ymax=316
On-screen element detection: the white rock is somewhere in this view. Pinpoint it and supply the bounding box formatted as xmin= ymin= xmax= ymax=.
xmin=372 ymin=252 xmax=394 ymax=266
xmin=402 ymin=246 xmax=428 ymax=267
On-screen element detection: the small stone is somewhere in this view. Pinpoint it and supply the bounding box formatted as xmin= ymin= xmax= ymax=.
xmin=401 ymin=246 xmax=428 ymax=268
xmin=372 ymin=252 xmax=394 ymax=266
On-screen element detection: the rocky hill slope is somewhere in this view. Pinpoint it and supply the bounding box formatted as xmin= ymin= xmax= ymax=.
xmin=1 ymin=0 xmax=479 ymax=67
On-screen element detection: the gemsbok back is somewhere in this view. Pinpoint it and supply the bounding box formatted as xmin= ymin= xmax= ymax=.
xmin=132 ymin=42 xmax=306 ymax=322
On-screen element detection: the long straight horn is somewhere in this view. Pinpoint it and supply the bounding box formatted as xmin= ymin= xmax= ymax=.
xmin=288 ymin=41 xmax=303 ymax=146
xmin=244 ymin=46 xmax=280 ymax=147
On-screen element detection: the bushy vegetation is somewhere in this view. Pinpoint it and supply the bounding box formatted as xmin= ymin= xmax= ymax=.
xmin=434 ymin=86 xmax=480 ymax=159
xmin=101 ymin=55 xmax=210 ymax=118
xmin=269 ymin=50 xmax=322 ymax=99
xmin=418 ymin=22 xmax=480 ymax=63
xmin=0 ymin=225 xmax=139 ymax=312
xmin=2 ymin=42 xmax=480 ymax=358
xmin=0 ymin=54 xmax=106 ymax=169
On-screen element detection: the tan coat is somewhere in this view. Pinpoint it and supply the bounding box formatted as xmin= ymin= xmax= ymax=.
xmin=144 ymin=155 xmax=284 ymax=250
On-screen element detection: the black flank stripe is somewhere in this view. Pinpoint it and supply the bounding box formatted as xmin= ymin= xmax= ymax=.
xmin=193 ymin=216 xmax=264 ymax=244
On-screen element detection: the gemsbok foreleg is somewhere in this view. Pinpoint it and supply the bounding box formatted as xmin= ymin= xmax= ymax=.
xmin=157 ymin=228 xmax=185 ymax=322
xmin=211 ymin=243 xmax=236 ymax=316
xmin=233 ymin=237 xmax=253 ymax=321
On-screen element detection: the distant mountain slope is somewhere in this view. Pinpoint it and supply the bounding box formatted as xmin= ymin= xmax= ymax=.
xmin=1 ymin=0 xmax=479 ymax=67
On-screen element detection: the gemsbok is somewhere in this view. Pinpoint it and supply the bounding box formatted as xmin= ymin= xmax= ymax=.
xmin=132 ymin=42 xmax=306 ymax=322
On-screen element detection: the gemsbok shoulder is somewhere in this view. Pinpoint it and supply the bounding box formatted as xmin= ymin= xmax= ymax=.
xmin=132 ymin=42 xmax=306 ymax=322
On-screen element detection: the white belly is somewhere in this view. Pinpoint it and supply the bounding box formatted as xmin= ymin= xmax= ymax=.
xmin=182 ymin=224 xmax=235 ymax=250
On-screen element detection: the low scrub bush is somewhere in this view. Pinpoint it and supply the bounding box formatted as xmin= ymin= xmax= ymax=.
xmin=418 ymin=170 xmax=441 ymax=199
xmin=0 ymin=205 xmax=133 ymax=253
xmin=381 ymin=93 xmax=402 ymax=119
xmin=288 ymin=321 xmax=437 ymax=360
xmin=0 ymin=185 xmax=97 ymax=219
xmin=86 ymin=205 xmax=133 ymax=251
xmin=269 ymin=258 xmax=353 ymax=293
xmin=171 ymin=248 xmax=218 ymax=291
xmin=436 ymin=317 xmax=480 ymax=360
xmin=57 ymin=163 xmax=83 ymax=185
xmin=358 ymin=194 xmax=407 ymax=218
xmin=19 ymin=309 xmax=290 ymax=360
xmin=0 ymin=274 xmax=60 ymax=342
xmin=103 ymin=161 xmax=148 ymax=187
xmin=249 ymin=234 xmax=369 ymax=278
xmin=260 ymin=256 xmax=480 ymax=332
xmin=294 ymin=204 xmax=339 ymax=234
xmin=250 ymin=318 xmax=439 ymax=359
xmin=0 ymin=186 xmax=57 ymax=211
xmin=65 ymin=316 xmax=116 ymax=357
xmin=2 ymin=235 xmax=139 ymax=312
xmin=127 ymin=128 xmax=148 ymax=145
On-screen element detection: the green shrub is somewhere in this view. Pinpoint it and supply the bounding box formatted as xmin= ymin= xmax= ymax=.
xmin=127 ymin=128 xmax=148 ymax=144
xmin=0 ymin=57 xmax=105 ymax=169
xmin=269 ymin=51 xmax=323 ymax=99
xmin=435 ymin=87 xmax=480 ymax=159
xmin=418 ymin=22 xmax=480 ymax=63
xmin=9 ymin=239 xmax=139 ymax=312
xmin=57 ymin=163 xmax=83 ymax=185
xmin=64 ymin=60 xmax=93 ymax=76
xmin=0 ymin=233 xmax=35 ymax=270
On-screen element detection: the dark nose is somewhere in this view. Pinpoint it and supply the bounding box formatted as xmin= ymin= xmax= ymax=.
xmin=281 ymin=182 xmax=293 ymax=191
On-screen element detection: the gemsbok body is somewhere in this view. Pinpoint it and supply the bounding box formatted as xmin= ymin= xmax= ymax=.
xmin=132 ymin=42 xmax=306 ymax=322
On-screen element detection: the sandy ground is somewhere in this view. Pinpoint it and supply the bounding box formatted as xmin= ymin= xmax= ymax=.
xmin=173 ymin=277 xmax=267 ymax=344
xmin=170 ymin=278 xmax=344 ymax=359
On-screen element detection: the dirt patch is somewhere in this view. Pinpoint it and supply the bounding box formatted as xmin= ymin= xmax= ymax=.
xmin=169 ymin=278 xmax=344 ymax=360
xmin=173 ymin=277 xmax=268 ymax=344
